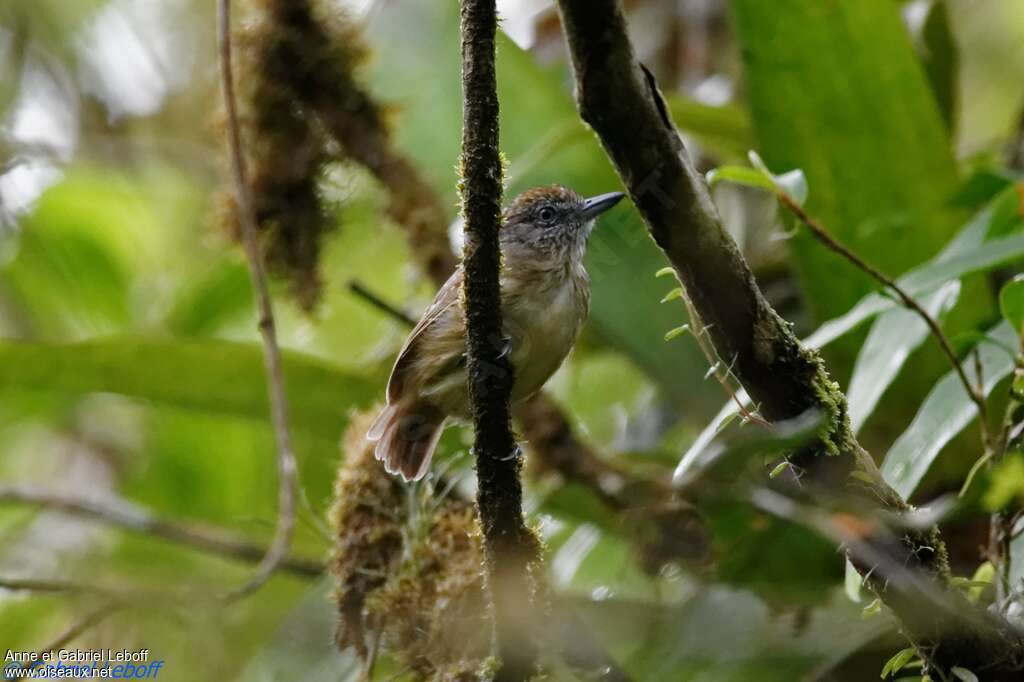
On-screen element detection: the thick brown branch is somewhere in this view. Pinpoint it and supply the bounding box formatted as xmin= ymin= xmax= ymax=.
xmin=217 ymin=0 xmax=299 ymax=601
xmin=555 ymin=0 xmax=1024 ymax=676
xmin=459 ymin=1 xmax=539 ymax=679
xmin=0 ymin=485 xmax=322 ymax=579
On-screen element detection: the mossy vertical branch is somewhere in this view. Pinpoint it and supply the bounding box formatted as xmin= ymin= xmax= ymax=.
xmin=458 ymin=0 xmax=540 ymax=679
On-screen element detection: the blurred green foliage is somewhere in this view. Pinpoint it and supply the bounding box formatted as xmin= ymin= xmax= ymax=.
xmin=0 ymin=1 xmax=1022 ymax=681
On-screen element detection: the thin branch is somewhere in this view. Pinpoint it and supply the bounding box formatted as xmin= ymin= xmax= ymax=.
xmin=348 ymin=280 xmax=417 ymax=327
xmin=776 ymin=191 xmax=990 ymax=444
xmin=0 ymin=485 xmax=322 ymax=578
xmin=459 ymin=0 xmax=539 ymax=679
xmin=0 ymin=577 xmax=114 ymax=597
xmin=679 ymin=289 xmax=769 ymax=427
xmin=217 ymin=0 xmax=299 ymax=601
xmin=23 ymin=602 xmax=121 ymax=670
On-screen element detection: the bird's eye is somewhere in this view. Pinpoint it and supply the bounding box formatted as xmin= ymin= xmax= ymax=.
xmin=537 ymin=207 xmax=556 ymax=224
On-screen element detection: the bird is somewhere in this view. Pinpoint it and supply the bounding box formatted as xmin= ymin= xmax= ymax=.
xmin=367 ymin=185 xmax=625 ymax=481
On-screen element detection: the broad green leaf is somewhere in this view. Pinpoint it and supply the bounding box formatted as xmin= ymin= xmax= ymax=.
xmin=166 ymin=260 xmax=253 ymax=337
xmin=999 ymin=275 xmax=1024 ymax=336
xmin=846 ymin=281 xmax=960 ymax=433
xmin=919 ymin=0 xmax=959 ymax=132
xmin=680 ymin=188 xmax=1022 ymax=473
xmin=363 ymin=2 xmax=720 ymax=408
xmin=880 ymin=321 xmax=1017 ymax=499
xmin=806 ymin=234 xmax=1024 ymax=350
xmin=805 ymin=188 xmax=1024 ymax=350
xmin=622 ymin=586 xmax=880 ymax=681
xmin=0 ymin=336 xmax=378 ymax=441
xmin=733 ymin=0 xmax=960 ymax=322
xmin=667 ymin=95 xmax=754 ymax=160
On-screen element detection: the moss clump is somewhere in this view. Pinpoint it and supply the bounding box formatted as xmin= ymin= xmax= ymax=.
xmin=366 ymin=501 xmax=490 ymax=680
xmin=216 ymin=0 xmax=370 ymax=310
xmin=330 ymin=410 xmax=490 ymax=680
xmin=329 ymin=410 xmax=406 ymax=659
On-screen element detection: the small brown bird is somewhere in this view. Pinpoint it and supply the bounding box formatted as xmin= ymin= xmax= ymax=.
xmin=367 ymin=185 xmax=624 ymax=481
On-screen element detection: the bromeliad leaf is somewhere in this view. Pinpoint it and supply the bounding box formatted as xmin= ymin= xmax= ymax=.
xmin=847 ymin=281 xmax=961 ymax=433
xmin=880 ymin=321 xmax=1017 ymax=499
xmin=999 ymin=275 xmax=1024 ymax=336
xmin=681 ymin=188 xmax=1023 ymax=474
xmin=0 ymin=336 xmax=378 ymax=441
xmin=805 ymin=187 xmax=1024 ymax=350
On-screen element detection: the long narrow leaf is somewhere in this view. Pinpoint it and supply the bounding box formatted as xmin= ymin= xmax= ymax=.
xmin=847 ymin=282 xmax=961 ymax=433
xmin=0 ymin=336 xmax=378 ymax=440
xmin=679 ymin=189 xmax=1022 ymax=477
xmin=880 ymin=321 xmax=1017 ymax=498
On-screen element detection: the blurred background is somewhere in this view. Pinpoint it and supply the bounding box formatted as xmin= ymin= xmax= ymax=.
xmin=1 ymin=1 xmax=1023 ymax=680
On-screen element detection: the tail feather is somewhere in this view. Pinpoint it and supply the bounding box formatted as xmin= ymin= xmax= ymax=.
xmin=367 ymin=402 xmax=445 ymax=481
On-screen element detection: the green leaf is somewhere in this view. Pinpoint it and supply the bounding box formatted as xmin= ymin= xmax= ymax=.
xmin=747 ymin=151 xmax=809 ymax=205
xmin=706 ymin=165 xmax=774 ymax=192
xmin=999 ymin=275 xmax=1024 ymax=337
xmin=664 ymin=325 xmax=691 ymax=341
xmin=622 ymin=584 xmax=879 ymax=681
xmin=660 ymin=287 xmax=684 ymax=303
xmin=666 ymin=95 xmax=754 ymax=160
xmin=0 ymin=336 xmax=378 ymax=441
xmin=880 ymin=321 xmax=1017 ymax=498
xmin=919 ymin=0 xmax=959 ymax=132
xmin=733 ymin=0 xmax=960 ymax=322
xmin=847 ymin=281 xmax=961 ymax=433
xmin=655 ymin=266 xmax=676 ymax=278
xmin=166 ymin=260 xmax=253 ymax=337
xmin=805 ymin=187 xmax=1024 ymax=350
xmin=710 ymin=156 xmax=809 ymax=206
xmin=881 ymin=647 xmax=917 ymax=678
xmin=684 ymin=188 xmax=1024 ymax=468
xmin=982 ymin=455 xmax=1024 ymax=512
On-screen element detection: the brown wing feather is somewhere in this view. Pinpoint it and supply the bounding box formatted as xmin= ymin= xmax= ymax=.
xmin=386 ymin=268 xmax=463 ymax=404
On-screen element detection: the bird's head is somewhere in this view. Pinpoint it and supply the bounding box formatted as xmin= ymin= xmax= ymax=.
xmin=500 ymin=185 xmax=624 ymax=263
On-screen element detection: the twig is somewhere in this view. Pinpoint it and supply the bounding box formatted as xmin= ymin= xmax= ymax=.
xmin=776 ymin=191 xmax=990 ymax=445
xmin=679 ymin=290 xmax=768 ymax=427
xmin=459 ymin=0 xmax=540 ymax=679
xmin=0 ymin=577 xmax=114 ymax=596
xmin=0 ymin=485 xmax=322 ymax=578
xmin=217 ymin=0 xmax=299 ymax=601
xmin=23 ymin=602 xmax=121 ymax=670
xmin=348 ymin=280 xmax=417 ymax=327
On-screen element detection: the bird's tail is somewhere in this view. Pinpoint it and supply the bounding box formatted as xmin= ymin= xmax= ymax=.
xmin=366 ymin=401 xmax=445 ymax=482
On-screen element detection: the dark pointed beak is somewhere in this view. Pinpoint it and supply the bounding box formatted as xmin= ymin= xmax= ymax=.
xmin=581 ymin=191 xmax=625 ymax=221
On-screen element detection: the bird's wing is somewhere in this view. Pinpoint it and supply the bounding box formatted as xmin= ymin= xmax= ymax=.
xmin=386 ymin=268 xmax=463 ymax=404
